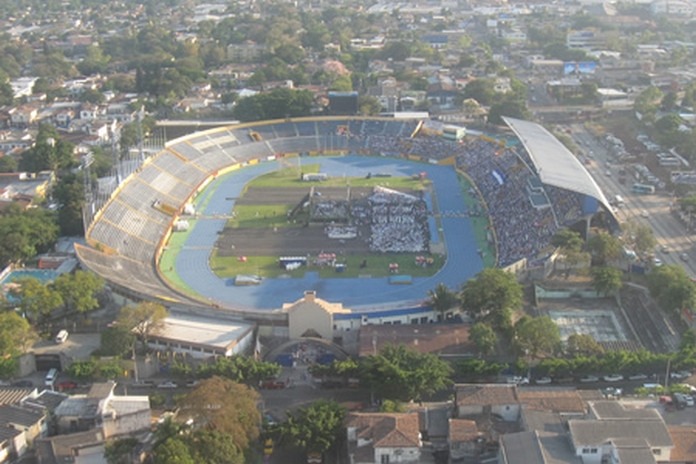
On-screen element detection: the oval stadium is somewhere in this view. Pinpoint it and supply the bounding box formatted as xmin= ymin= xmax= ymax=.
xmin=76 ymin=116 xmax=617 ymax=323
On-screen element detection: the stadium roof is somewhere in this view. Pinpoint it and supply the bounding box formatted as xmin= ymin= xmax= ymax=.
xmin=503 ymin=117 xmax=612 ymax=212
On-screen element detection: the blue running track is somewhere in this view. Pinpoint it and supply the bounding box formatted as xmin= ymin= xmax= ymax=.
xmin=174 ymin=156 xmax=484 ymax=311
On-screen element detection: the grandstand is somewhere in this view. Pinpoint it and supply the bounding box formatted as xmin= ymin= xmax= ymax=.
xmin=76 ymin=116 xmax=616 ymax=315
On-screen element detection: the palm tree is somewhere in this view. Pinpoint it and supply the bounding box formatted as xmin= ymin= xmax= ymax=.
xmin=428 ymin=283 xmax=458 ymax=321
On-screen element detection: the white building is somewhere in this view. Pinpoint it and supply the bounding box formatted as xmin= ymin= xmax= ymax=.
xmin=147 ymin=312 xmax=254 ymax=358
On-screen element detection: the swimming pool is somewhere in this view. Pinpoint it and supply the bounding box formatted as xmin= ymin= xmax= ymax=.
xmin=0 ymin=269 xmax=59 ymax=285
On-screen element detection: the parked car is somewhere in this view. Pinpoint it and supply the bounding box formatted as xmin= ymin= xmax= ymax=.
xmin=157 ymin=381 xmax=178 ymax=389
xmin=687 ymin=396 xmax=695 ymax=407
xmin=603 ymin=374 xmax=624 ymax=382
xmin=671 ymin=371 xmax=691 ymax=380
xmin=185 ymin=380 xmax=200 ymax=388
xmin=628 ymin=374 xmax=649 ymax=381
xmin=579 ymin=375 xmax=599 ymax=383
xmin=534 ymin=377 xmax=552 ymax=385
xmin=57 ymin=380 xmax=78 ymax=391
xmin=506 ymin=376 xmax=529 ymax=385
xmin=681 ymin=253 xmax=690 ymax=262
xmin=260 ymin=379 xmax=286 ymax=390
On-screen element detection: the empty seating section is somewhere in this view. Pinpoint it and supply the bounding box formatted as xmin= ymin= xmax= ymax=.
xmin=100 ymin=201 xmax=165 ymax=244
xmin=227 ymin=127 xmax=251 ymax=142
xmin=227 ymin=142 xmax=273 ymax=163
xmin=295 ymin=121 xmax=316 ymax=136
xmin=151 ymin=153 xmax=208 ymax=187
xmin=272 ymin=122 xmax=298 ymax=138
xmin=207 ymin=130 xmax=239 ymax=146
xmin=138 ymin=164 xmax=188 ymax=198
xmin=190 ymin=151 xmax=237 ymax=172
xmin=252 ymin=125 xmax=277 ymax=140
xmin=316 ymin=120 xmax=344 ymax=136
xmin=90 ymin=220 xmax=156 ymax=259
xmin=167 ymin=142 xmax=205 ymax=162
xmin=269 ymin=136 xmax=319 ymax=154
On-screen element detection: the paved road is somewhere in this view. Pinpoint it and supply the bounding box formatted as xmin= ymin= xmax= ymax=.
xmin=569 ymin=124 xmax=696 ymax=276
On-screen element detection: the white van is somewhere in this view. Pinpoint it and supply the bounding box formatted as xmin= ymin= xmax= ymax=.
xmin=45 ymin=368 xmax=58 ymax=387
xmin=55 ymin=330 xmax=69 ymax=344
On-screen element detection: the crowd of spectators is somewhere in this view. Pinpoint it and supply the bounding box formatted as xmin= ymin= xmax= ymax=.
xmin=366 ymin=187 xmax=429 ymax=253
xmin=320 ymin=128 xmax=592 ymax=266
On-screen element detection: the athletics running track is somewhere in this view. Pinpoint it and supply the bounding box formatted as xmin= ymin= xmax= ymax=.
xmin=174 ymin=155 xmax=484 ymax=311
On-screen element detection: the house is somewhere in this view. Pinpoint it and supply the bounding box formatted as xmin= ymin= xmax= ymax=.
xmin=35 ymin=429 xmax=106 ymax=464
xmin=568 ymin=401 xmax=673 ymax=463
xmin=346 ymin=412 xmax=423 ymax=464
xmin=668 ymin=426 xmax=696 ymax=464
xmin=455 ymin=384 xmax=520 ymax=422
xmin=54 ymin=382 xmax=150 ymax=437
xmin=448 ymin=418 xmax=484 ymax=462
xmin=282 ymin=291 xmax=351 ymax=340
xmin=517 ymin=388 xmax=587 ymax=416
xmin=0 ymin=404 xmax=48 ymax=462
xmin=9 ymin=104 xmax=40 ymax=128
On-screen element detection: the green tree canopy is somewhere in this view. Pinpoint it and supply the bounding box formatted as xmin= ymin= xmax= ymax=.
xmin=647 ymin=265 xmax=696 ymax=314
xmin=428 ymin=283 xmax=458 ymax=321
xmin=177 ymin=377 xmax=261 ymax=452
xmin=99 ymin=326 xmax=136 ymax=357
xmin=587 ymin=231 xmax=622 ymax=265
xmin=116 ymin=301 xmax=168 ymax=347
xmin=19 ymin=124 xmax=75 ymax=173
xmin=566 ymin=333 xmax=604 ymax=356
xmin=0 ymin=206 xmax=59 ymax=267
xmin=152 ymin=437 xmax=195 ymax=464
xmin=188 ymin=430 xmax=244 ymax=464
xmin=281 ymin=400 xmax=346 ymax=455
xmin=196 ymin=355 xmax=281 ymax=385
xmin=470 ymin=322 xmax=497 ymax=357
xmin=15 ymin=278 xmax=63 ymax=322
xmin=53 ymin=270 xmax=103 ymax=314
xmin=460 ymin=268 xmax=523 ymax=323
xmin=514 ymin=316 xmax=561 ymax=358
xmin=551 ymin=228 xmax=584 ymax=252
xmin=0 ymin=312 xmax=36 ymax=378
xmin=232 ymin=88 xmax=313 ymax=121
xmin=591 ymin=266 xmax=623 ymax=296
xmin=360 ymin=345 xmax=452 ymax=402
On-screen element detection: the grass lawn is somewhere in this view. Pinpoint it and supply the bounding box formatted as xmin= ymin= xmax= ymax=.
xmin=226 ymin=204 xmax=302 ymax=228
xmin=243 ymin=164 xmax=430 ymax=190
xmin=210 ymin=251 xmax=444 ymax=279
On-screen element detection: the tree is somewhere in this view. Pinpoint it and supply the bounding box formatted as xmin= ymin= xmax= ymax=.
xmin=460 ymin=268 xmax=523 ymax=325
xmin=66 ymin=360 xmax=98 ymax=380
xmin=358 ymin=95 xmax=382 ymax=115
xmin=116 ymin=301 xmax=168 ymax=348
xmin=15 ymin=278 xmax=63 ymax=321
xmin=566 ymin=333 xmax=604 ymax=356
xmin=282 ymin=400 xmax=346 ymax=455
xmin=634 ymin=86 xmax=663 ymax=123
xmin=591 ymin=266 xmax=623 ymax=296
xmin=0 ymin=155 xmax=17 ymax=173
xmin=177 ymin=377 xmax=261 ymax=452
xmin=53 ymin=172 xmax=85 ymax=236
xmin=0 ymin=206 xmax=59 ymax=267
xmin=196 ymin=355 xmax=281 ymax=385
xmin=152 ymin=437 xmax=195 ymax=464
xmin=232 ymin=88 xmax=313 ymax=121
xmin=551 ymin=228 xmax=583 ymax=252
xmin=488 ymin=96 xmax=530 ymax=125
xmin=99 ymin=326 xmax=135 ymax=357
xmin=428 ymin=283 xmax=458 ymax=321
xmin=18 ymin=124 xmax=75 ymax=173
xmin=587 ymin=231 xmax=622 ymax=265
xmin=622 ymin=221 xmax=656 ymax=256
xmin=53 ymin=270 xmax=103 ymax=314
xmin=470 ymin=322 xmax=497 ymax=357
xmin=188 ymin=430 xmax=244 ymax=464
xmin=514 ymin=316 xmax=561 ymax=358
xmin=0 ymin=312 xmax=36 ymax=378
xmin=647 ymin=265 xmax=696 ymax=314
xmin=105 ymin=438 xmax=139 ymax=464
xmin=360 ymin=345 xmax=452 ymax=402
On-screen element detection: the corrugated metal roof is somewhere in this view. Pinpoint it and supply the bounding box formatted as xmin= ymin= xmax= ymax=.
xmin=503 ymin=117 xmax=612 ymax=212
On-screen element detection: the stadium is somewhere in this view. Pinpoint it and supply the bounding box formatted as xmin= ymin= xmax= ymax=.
xmin=76 ymin=116 xmax=618 ymax=323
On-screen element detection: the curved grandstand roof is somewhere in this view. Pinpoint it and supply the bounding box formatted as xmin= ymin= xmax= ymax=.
xmin=503 ymin=117 xmax=612 ymax=212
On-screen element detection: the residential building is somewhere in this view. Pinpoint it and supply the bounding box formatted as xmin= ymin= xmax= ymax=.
xmin=35 ymin=430 xmax=106 ymax=464
xmin=346 ymin=412 xmax=423 ymax=464
xmin=455 ymin=384 xmax=521 ymax=422
xmin=0 ymin=404 xmax=48 ymax=462
xmin=54 ymin=382 xmax=150 ymax=437
xmin=357 ymin=324 xmax=473 ymax=357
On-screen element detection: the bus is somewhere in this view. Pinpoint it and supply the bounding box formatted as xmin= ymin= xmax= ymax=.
xmin=632 ymin=183 xmax=655 ymax=194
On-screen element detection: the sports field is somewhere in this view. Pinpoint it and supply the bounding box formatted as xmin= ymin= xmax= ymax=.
xmin=160 ymin=155 xmax=493 ymax=310
xmin=209 ymin=167 xmax=438 ymax=279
